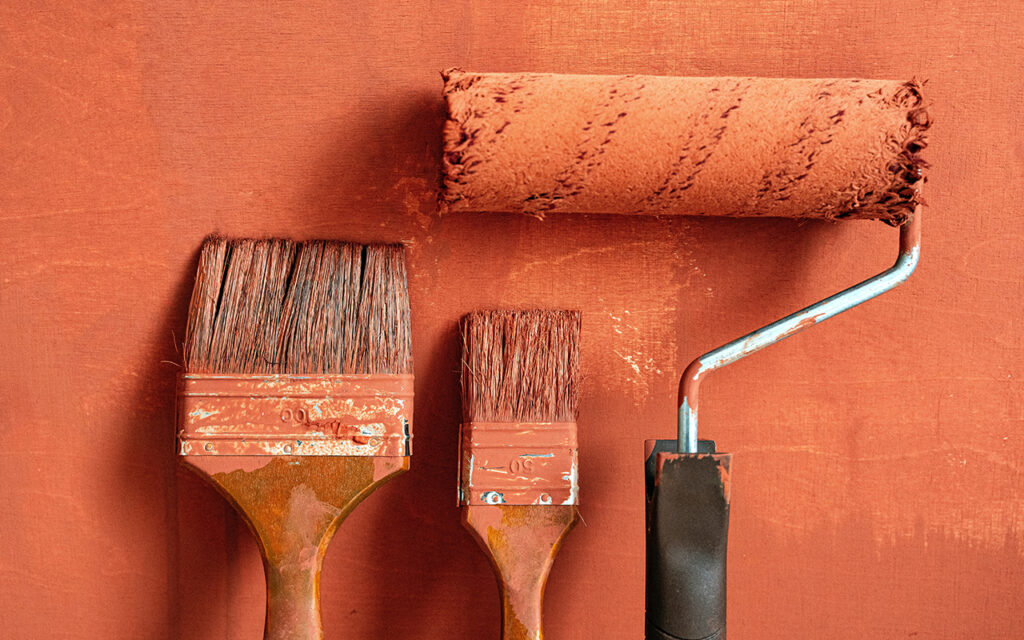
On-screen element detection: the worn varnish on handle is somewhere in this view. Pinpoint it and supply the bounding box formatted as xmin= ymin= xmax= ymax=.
xmin=463 ymin=505 xmax=578 ymax=640
xmin=441 ymin=70 xmax=928 ymax=221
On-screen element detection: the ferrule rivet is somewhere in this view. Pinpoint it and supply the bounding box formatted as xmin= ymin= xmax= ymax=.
xmin=204 ymin=443 xmax=214 ymax=452
xmin=284 ymin=444 xmax=294 ymax=453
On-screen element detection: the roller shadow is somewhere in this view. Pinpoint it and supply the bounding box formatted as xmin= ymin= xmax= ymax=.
xmin=300 ymin=85 xmax=447 ymax=240
xmin=669 ymin=214 xmax=887 ymax=381
xmin=684 ymin=215 xmax=858 ymax=330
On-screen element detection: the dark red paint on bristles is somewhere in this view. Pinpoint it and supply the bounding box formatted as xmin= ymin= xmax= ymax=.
xmin=461 ymin=309 xmax=581 ymax=423
xmin=184 ymin=237 xmax=412 ymax=375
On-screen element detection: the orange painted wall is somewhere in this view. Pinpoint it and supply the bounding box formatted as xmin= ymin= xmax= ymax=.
xmin=1 ymin=1 xmax=1021 ymax=638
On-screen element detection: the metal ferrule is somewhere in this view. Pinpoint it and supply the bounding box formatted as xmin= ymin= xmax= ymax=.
xmin=177 ymin=373 xmax=413 ymax=456
xmin=459 ymin=422 xmax=579 ymax=506
xmin=677 ymin=209 xmax=922 ymax=453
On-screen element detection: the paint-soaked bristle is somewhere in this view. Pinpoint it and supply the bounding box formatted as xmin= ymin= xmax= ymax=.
xmin=461 ymin=310 xmax=580 ymax=423
xmin=184 ymin=238 xmax=412 ymax=375
xmin=208 ymin=239 xmax=295 ymax=373
xmin=183 ymin=237 xmax=227 ymax=369
xmin=276 ymin=241 xmax=359 ymax=374
xmin=353 ymin=244 xmax=413 ymax=375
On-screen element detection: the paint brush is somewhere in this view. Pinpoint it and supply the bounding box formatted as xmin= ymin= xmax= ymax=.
xmin=177 ymin=238 xmax=413 ymax=640
xmin=459 ymin=309 xmax=581 ymax=640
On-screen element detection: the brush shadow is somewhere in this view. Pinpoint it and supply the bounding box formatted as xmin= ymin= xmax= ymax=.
xmin=117 ymin=241 xmax=240 ymax=639
xmin=305 ymin=84 xmax=494 ymax=636
xmin=320 ymin=316 xmax=496 ymax=638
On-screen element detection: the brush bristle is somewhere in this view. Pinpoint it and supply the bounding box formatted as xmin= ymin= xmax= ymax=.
xmin=184 ymin=238 xmax=412 ymax=375
xmin=461 ymin=310 xmax=580 ymax=423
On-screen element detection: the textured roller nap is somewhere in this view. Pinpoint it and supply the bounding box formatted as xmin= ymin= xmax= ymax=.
xmin=441 ymin=70 xmax=930 ymax=223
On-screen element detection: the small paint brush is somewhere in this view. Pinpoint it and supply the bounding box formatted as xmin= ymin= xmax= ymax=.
xmin=178 ymin=238 xmax=413 ymax=640
xmin=460 ymin=309 xmax=581 ymax=640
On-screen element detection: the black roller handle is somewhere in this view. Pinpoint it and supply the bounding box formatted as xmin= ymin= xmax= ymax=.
xmin=645 ymin=439 xmax=732 ymax=640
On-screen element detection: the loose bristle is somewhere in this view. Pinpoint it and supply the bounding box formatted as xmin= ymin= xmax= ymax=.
xmin=461 ymin=310 xmax=581 ymax=423
xmin=184 ymin=238 xmax=412 ymax=375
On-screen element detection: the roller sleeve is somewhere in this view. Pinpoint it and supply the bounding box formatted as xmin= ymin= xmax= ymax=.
xmin=441 ymin=70 xmax=929 ymax=223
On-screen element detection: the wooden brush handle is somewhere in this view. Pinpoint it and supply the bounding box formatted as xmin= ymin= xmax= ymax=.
xmin=463 ymin=505 xmax=578 ymax=640
xmin=264 ymin=554 xmax=324 ymax=639
xmin=184 ymin=455 xmax=408 ymax=640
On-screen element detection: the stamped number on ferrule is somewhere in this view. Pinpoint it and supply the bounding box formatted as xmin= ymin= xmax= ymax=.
xmin=281 ymin=408 xmax=309 ymax=424
xmin=508 ymin=457 xmax=535 ymax=475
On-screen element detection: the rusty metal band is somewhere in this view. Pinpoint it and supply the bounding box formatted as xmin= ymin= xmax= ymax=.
xmin=178 ymin=373 xmax=413 ymax=457
xmin=459 ymin=421 xmax=579 ymax=506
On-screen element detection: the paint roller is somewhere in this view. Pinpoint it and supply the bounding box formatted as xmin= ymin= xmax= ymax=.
xmin=440 ymin=70 xmax=929 ymax=640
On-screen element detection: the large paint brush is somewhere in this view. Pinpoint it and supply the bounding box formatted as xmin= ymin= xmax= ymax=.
xmin=459 ymin=309 xmax=581 ymax=640
xmin=177 ymin=238 xmax=413 ymax=640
